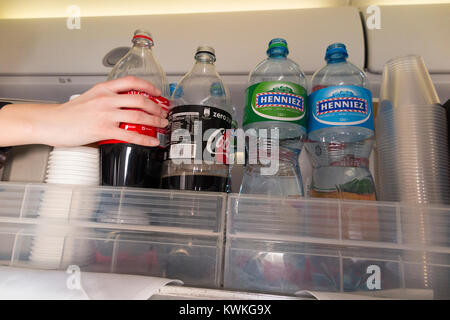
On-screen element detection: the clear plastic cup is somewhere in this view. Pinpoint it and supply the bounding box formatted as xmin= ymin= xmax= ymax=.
xmin=379 ymin=55 xmax=440 ymax=111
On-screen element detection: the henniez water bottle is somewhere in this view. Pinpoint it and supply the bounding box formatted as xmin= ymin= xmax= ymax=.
xmin=305 ymin=43 xmax=376 ymax=200
xmin=161 ymin=46 xmax=233 ymax=192
xmin=240 ymin=38 xmax=308 ymax=197
xmin=99 ymin=30 xmax=170 ymax=188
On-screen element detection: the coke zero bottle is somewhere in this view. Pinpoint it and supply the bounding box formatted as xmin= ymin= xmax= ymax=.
xmin=161 ymin=46 xmax=233 ymax=192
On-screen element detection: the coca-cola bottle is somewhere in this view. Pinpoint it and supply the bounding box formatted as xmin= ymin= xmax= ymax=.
xmin=161 ymin=46 xmax=233 ymax=192
xmin=99 ymin=30 xmax=169 ymax=188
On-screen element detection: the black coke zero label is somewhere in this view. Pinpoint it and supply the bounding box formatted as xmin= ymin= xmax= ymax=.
xmin=167 ymin=105 xmax=232 ymax=164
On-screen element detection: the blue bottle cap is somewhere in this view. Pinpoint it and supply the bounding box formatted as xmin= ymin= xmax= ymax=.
xmin=170 ymin=83 xmax=184 ymax=99
xmin=169 ymin=83 xmax=177 ymax=96
xmin=267 ymin=38 xmax=289 ymax=57
xmin=325 ymin=43 xmax=348 ymax=62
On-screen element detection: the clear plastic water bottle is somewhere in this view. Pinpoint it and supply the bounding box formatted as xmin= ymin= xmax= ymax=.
xmin=161 ymin=46 xmax=233 ymax=191
xmin=240 ymin=38 xmax=308 ymax=197
xmin=305 ymin=43 xmax=376 ymax=200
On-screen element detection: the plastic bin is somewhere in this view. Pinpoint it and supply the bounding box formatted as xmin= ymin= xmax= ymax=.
xmin=1 ymin=182 xmax=449 ymax=299
xmin=0 ymin=182 xmax=226 ymax=288
xmin=224 ymin=194 xmax=450 ymax=299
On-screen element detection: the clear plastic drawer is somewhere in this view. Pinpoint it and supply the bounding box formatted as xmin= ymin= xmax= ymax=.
xmin=1 ymin=182 xmax=449 ymax=299
xmin=0 ymin=182 xmax=226 ymax=288
xmin=224 ymin=194 xmax=450 ymax=299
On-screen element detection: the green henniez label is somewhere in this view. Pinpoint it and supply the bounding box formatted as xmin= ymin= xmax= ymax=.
xmin=243 ymin=81 xmax=308 ymax=129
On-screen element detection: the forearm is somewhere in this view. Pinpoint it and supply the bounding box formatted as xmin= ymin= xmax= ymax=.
xmin=0 ymin=103 xmax=59 ymax=147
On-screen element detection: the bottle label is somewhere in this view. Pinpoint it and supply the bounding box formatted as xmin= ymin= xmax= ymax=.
xmin=167 ymin=105 xmax=232 ymax=164
xmin=98 ymin=90 xmax=170 ymax=147
xmin=243 ymin=81 xmax=307 ymax=128
xmin=308 ymin=85 xmax=374 ymax=133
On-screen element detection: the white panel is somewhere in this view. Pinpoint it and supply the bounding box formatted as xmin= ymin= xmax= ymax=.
xmin=0 ymin=0 xmax=350 ymax=18
xmin=353 ymin=0 xmax=450 ymax=5
xmin=362 ymin=4 xmax=450 ymax=73
xmin=0 ymin=7 xmax=364 ymax=76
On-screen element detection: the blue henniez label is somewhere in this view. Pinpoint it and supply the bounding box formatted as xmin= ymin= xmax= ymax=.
xmin=308 ymin=85 xmax=374 ymax=133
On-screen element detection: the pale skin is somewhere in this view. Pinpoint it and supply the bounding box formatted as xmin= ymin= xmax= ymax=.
xmin=0 ymin=76 xmax=169 ymax=148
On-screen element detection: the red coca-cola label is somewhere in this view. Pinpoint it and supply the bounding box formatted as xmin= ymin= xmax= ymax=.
xmin=99 ymin=90 xmax=170 ymax=147
xmin=215 ymin=129 xmax=232 ymax=165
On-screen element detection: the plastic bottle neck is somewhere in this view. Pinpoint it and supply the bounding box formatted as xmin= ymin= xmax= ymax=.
xmin=268 ymin=53 xmax=287 ymax=60
xmin=266 ymin=43 xmax=289 ymax=59
xmin=326 ymin=56 xmax=347 ymax=64
xmin=132 ymin=35 xmax=153 ymax=47
xmin=131 ymin=42 xmax=155 ymax=59
xmin=195 ymin=52 xmax=215 ymax=63
xmin=267 ymin=46 xmax=288 ymax=59
xmin=192 ymin=54 xmax=217 ymax=74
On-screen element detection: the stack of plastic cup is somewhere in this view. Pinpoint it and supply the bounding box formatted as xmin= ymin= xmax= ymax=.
xmin=376 ymin=55 xmax=449 ymax=205
xmin=30 ymin=95 xmax=99 ymax=269
xmin=30 ymin=146 xmax=99 ymax=268
xmin=29 ymin=225 xmax=95 ymax=269
xmin=376 ymin=55 xmax=449 ymax=296
xmin=45 ymin=147 xmax=99 ymax=186
xmin=41 ymin=146 xmax=100 ymax=220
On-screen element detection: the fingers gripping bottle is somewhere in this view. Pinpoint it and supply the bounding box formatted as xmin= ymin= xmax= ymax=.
xmin=306 ymin=43 xmax=376 ymax=200
xmin=99 ymin=30 xmax=170 ymax=188
xmin=161 ymin=46 xmax=233 ymax=192
xmin=240 ymin=38 xmax=308 ymax=197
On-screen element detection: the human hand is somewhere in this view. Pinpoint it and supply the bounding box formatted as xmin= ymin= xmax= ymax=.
xmin=6 ymin=76 xmax=169 ymax=148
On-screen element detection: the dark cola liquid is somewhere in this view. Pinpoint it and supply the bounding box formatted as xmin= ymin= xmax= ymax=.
xmin=161 ymin=175 xmax=227 ymax=192
xmin=100 ymin=143 xmax=163 ymax=188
